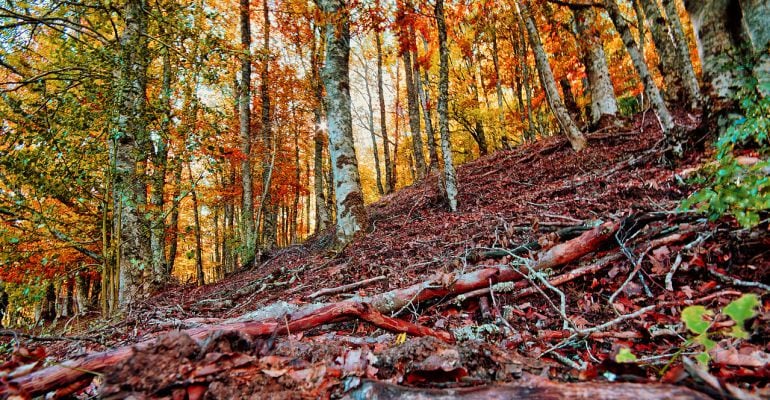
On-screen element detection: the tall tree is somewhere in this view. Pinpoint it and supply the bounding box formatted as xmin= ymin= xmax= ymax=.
xmin=398 ymin=0 xmax=427 ymax=179
xmin=376 ymin=31 xmax=395 ymax=193
xmin=435 ymin=0 xmax=458 ymax=212
xmin=259 ymin=0 xmax=277 ymax=252
xmin=574 ymin=7 xmax=618 ymax=127
xmin=605 ymin=0 xmax=682 ymax=157
xmin=661 ymin=0 xmax=702 ymax=109
xmin=318 ymin=0 xmax=369 ymax=243
xmin=239 ymin=0 xmax=256 ymax=267
xmin=515 ymin=0 xmax=587 ymax=151
xmin=311 ymin=23 xmax=331 ymax=232
xmin=114 ymin=0 xmax=151 ymax=307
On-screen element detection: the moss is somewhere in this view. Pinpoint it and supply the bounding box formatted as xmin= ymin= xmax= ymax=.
xmin=452 ymin=324 xmax=500 ymax=342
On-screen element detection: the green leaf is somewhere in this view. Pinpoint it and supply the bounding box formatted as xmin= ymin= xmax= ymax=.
xmin=696 ymin=352 xmax=711 ymax=365
xmin=682 ymin=306 xmax=712 ymax=335
xmin=615 ymin=347 xmax=638 ymax=363
xmin=724 ymin=294 xmax=759 ymax=339
xmin=8 ymin=237 xmax=20 ymax=244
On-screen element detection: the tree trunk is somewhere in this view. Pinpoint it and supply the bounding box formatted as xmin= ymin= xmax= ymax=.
xmin=491 ymin=27 xmax=507 ymax=136
xmin=435 ymin=0 xmax=458 ymax=212
xmin=150 ymin=31 xmax=171 ymax=285
xmin=239 ymin=0 xmax=256 ymax=267
xmin=662 ymin=0 xmax=702 ymax=109
xmin=311 ymin=26 xmax=331 ymax=233
xmin=516 ymin=0 xmax=587 ymax=151
xmin=166 ymin=158 xmax=183 ymax=275
xmin=638 ymin=0 xmax=687 ymax=103
xmin=376 ymin=31 xmax=394 ymax=194
xmin=605 ymin=0 xmax=681 ymax=157
xmin=685 ymin=0 xmax=770 ymax=102
xmin=319 ymin=0 xmax=370 ymax=243
xmin=575 ymin=7 xmax=618 ymax=126
xmin=416 ymin=39 xmax=439 ymax=172
xmin=188 ymin=163 xmax=205 ymax=286
xmin=362 ymin=47 xmax=385 ymax=195
xmin=259 ymin=0 xmax=277 ymax=253
xmin=513 ymin=21 xmax=536 ymax=141
xmin=114 ymin=0 xmax=151 ymax=308
xmin=400 ymin=0 xmax=427 ymax=179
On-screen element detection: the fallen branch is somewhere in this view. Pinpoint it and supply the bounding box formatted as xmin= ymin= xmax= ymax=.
xmin=0 ymin=330 xmax=104 ymax=345
xmin=2 ymin=218 xmax=631 ymax=397
xmin=307 ymin=275 xmax=387 ymax=299
xmin=344 ymin=377 xmax=711 ymax=399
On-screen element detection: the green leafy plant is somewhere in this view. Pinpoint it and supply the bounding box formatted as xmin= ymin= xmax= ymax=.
xmin=681 ymin=294 xmax=759 ymax=364
xmin=682 ymin=55 xmax=770 ymax=228
xmin=615 ymin=347 xmax=638 ymax=363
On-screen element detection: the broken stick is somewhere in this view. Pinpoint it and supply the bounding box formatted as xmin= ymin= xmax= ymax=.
xmin=307 ymin=275 xmax=387 ymax=299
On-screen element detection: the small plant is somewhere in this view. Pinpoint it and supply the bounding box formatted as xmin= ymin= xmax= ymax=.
xmin=681 ymin=293 xmax=759 ymax=364
xmin=682 ymin=53 xmax=770 ymax=228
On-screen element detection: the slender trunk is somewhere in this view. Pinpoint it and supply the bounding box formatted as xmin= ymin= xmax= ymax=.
xmin=416 ymin=39 xmax=439 ymax=171
xmin=114 ymin=0 xmax=151 ymax=308
xmin=213 ymin=205 xmax=220 ymax=272
xmin=575 ymin=7 xmax=618 ymax=126
xmin=259 ymin=0 xmax=276 ymax=252
xmin=466 ymin=55 xmax=490 ymax=155
xmin=435 ymin=0 xmax=458 ymax=212
xmin=376 ymin=32 xmax=394 ymax=193
xmin=188 ymin=163 xmax=204 ymax=286
xmin=661 ymin=0 xmax=701 ymax=109
xmin=515 ymin=18 xmax=536 ymax=141
xmin=239 ymin=0 xmax=256 ymax=267
xmin=400 ymin=0 xmax=426 ymax=179
xmin=362 ymin=53 xmax=385 ymax=195
xmin=516 ymin=0 xmax=587 ymax=151
xmin=311 ymin=27 xmax=331 ymax=233
xmin=605 ymin=0 xmax=681 ymax=157
xmin=393 ymin=58 xmax=401 ymax=188
xmin=491 ymin=27 xmax=506 ymax=134
xmin=166 ymin=159 xmax=183 ymax=275
xmin=150 ymin=33 xmax=171 ymax=285
xmin=292 ymin=120 xmax=301 ymax=244
xmin=319 ymin=0 xmax=369 ymax=243
xmin=638 ymin=0 xmax=686 ymax=103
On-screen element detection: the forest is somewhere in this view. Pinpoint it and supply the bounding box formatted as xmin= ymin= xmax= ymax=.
xmin=0 ymin=0 xmax=768 ymax=397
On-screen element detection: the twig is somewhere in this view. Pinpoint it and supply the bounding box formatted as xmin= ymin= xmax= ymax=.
xmin=707 ymin=269 xmax=770 ymax=291
xmin=307 ymin=275 xmax=387 ymax=299
xmin=0 ymin=330 xmax=104 ymax=345
xmin=665 ymin=253 xmax=683 ymax=291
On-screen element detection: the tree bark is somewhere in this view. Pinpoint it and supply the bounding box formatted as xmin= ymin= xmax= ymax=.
xmin=239 ymin=0 xmax=256 ymax=267
xmin=400 ymin=0 xmax=427 ymax=179
xmin=150 ymin=31 xmax=171 ymax=285
xmin=435 ymin=0 xmax=458 ymax=212
xmin=605 ymin=0 xmax=682 ymax=157
xmin=259 ymin=0 xmax=277 ymax=252
xmin=416 ymin=38 xmax=439 ymax=172
xmin=376 ymin=31 xmax=394 ymax=194
xmin=638 ymin=0 xmax=687 ymax=103
xmin=685 ymin=0 xmax=770 ymax=102
xmin=661 ymin=0 xmax=702 ymax=109
xmin=167 ymin=158 xmax=183 ymax=275
xmin=311 ymin=26 xmax=331 ymax=233
xmin=319 ymin=0 xmax=369 ymax=243
xmin=188 ymin=163 xmax=204 ymax=286
xmin=113 ymin=0 xmax=151 ymax=308
xmin=516 ymin=0 xmax=587 ymax=151
xmin=575 ymin=7 xmax=618 ymax=126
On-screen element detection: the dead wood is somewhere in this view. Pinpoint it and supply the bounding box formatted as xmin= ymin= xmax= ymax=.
xmin=1 ymin=217 xmax=636 ymax=397
xmin=308 ymin=275 xmax=387 ymax=299
xmin=343 ymin=378 xmax=712 ymax=399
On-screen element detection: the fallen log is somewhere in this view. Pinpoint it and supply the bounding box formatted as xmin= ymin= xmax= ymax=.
xmin=308 ymin=275 xmax=387 ymax=299
xmin=2 ymin=218 xmax=626 ymax=397
xmin=344 ymin=378 xmax=712 ymax=400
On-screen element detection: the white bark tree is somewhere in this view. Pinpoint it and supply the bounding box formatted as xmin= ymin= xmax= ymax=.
xmin=318 ymin=0 xmax=370 ymax=243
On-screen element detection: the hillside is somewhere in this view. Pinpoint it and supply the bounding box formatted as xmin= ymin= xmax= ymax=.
xmin=2 ymin=111 xmax=768 ymax=399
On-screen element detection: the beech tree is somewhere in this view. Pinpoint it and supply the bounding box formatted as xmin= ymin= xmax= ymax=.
xmin=436 ymin=0 xmax=458 ymax=212
xmin=574 ymin=7 xmax=618 ymax=126
xmin=318 ymin=0 xmax=370 ymax=243
xmin=239 ymin=0 xmax=256 ymax=266
xmin=515 ymin=0 xmax=587 ymax=151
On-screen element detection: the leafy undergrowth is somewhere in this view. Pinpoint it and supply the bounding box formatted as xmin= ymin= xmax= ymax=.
xmin=3 ymin=110 xmax=769 ymax=399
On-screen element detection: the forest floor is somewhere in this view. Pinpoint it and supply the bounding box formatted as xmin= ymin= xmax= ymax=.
xmin=2 ymin=110 xmax=769 ymax=399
